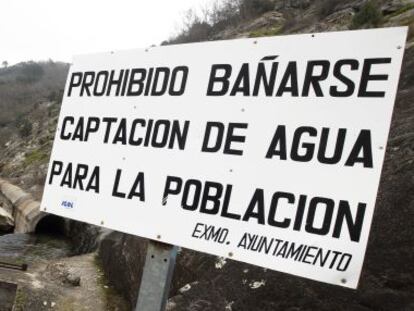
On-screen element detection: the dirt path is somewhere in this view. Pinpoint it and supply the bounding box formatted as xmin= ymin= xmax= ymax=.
xmin=0 ymin=253 xmax=128 ymax=311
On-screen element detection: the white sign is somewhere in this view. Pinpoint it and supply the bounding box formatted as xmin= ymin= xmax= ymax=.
xmin=41 ymin=27 xmax=407 ymax=288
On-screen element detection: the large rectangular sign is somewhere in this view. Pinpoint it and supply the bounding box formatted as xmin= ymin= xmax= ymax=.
xmin=41 ymin=27 xmax=407 ymax=288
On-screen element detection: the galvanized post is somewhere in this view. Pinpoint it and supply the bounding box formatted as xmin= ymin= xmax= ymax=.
xmin=135 ymin=240 xmax=178 ymax=311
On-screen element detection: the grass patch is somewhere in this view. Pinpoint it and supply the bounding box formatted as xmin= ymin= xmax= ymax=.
xmin=57 ymin=297 xmax=76 ymax=311
xmin=13 ymin=287 xmax=26 ymax=311
xmin=23 ymin=149 xmax=48 ymax=166
xmin=249 ymin=25 xmax=283 ymax=38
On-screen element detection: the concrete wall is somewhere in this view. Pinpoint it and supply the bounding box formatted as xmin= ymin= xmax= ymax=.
xmin=0 ymin=178 xmax=46 ymax=233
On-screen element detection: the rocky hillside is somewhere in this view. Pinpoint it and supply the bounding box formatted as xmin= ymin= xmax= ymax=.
xmin=0 ymin=61 xmax=67 ymax=127
xmin=0 ymin=0 xmax=413 ymax=310
xmin=0 ymin=61 xmax=68 ymax=199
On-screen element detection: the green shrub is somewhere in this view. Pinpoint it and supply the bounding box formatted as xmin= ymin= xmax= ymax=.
xmin=16 ymin=62 xmax=44 ymax=83
xmin=174 ymin=21 xmax=212 ymax=44
xmin=249 ymin=26 xmax=282 ymax=38
xmin=24 ymin=149 xmax=48 ymax=166
xmin=13 ymin=288 xmax=27 ymax=311
xmin=351 ymin=1 xmax=383 ymax=29
xmin=169 ymin=0 xmax=275 ymax=44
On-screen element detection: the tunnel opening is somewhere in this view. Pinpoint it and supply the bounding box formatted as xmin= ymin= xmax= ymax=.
xmin=35 ymin=215 xmax=66 ymax=236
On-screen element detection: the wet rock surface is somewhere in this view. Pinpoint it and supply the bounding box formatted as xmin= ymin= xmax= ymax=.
xmin=64 ymin=220 xmax=102 ymax=255
xmin=98 ymin=232 xmax=148 ymax=308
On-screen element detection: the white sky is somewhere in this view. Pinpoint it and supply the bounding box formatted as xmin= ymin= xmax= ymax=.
xmin=1 ymin=0 xmax=211 ymax=65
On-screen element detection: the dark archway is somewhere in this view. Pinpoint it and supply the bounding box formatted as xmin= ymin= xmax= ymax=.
xmin=34 ymin=215 xmax=65 ymax=235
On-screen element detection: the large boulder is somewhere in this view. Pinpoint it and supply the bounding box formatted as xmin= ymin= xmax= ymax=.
xmin=0 ymin=205 xmax=14 ymax=231
xmin=98 ymin=231 xmax=148 ymax=308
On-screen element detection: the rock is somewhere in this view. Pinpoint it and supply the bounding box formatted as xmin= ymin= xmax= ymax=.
xmin=215 ymin=257 xmax=227 ymax=269
xmin=381 ymin=0 xmax=414 ymax=15
xmin=304 ymin=7 xmax=354 ymax=33
xmin=98 ymin=231 xmax=148 ymax=307
xmin=386 ymin=5 xmax=414 ymax=25
xmin=166 ymin=280 xmax=228 ymax=311
xmin=383 ymin=273 xmax=414 ymax=290
xmin=0 ymin=205 xmax=14 ymax=231
xmin=359 ymin=289 xmax=414 ymax=310
xmin=178 ymin=284 xmax=191 ymax=294
xmin=64 ymin=273 xmax=81 ymax=287
xmin=46 ymin=262 xmax=81 ymax=287
xmin=65 ymin=220 xmax=102 ymax=255
xmin=213 ymin=11 xmax=286 ymax=40
xmin=240 ymin=11 xmax=285 ymax=31
xmin=249 ymin=279 xmax=266 ymax=289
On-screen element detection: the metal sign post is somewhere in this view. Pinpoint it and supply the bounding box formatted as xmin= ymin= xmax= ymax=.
xmin=135 ymin=240 xmax=178 ymax=311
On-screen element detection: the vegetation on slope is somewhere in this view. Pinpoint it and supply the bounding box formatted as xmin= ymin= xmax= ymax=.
xmin=0 ymin=61 xmax=67 ymax=133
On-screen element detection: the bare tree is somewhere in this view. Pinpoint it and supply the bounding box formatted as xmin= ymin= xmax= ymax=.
xmin=2 ymin=61 xmax=8 ymax=68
